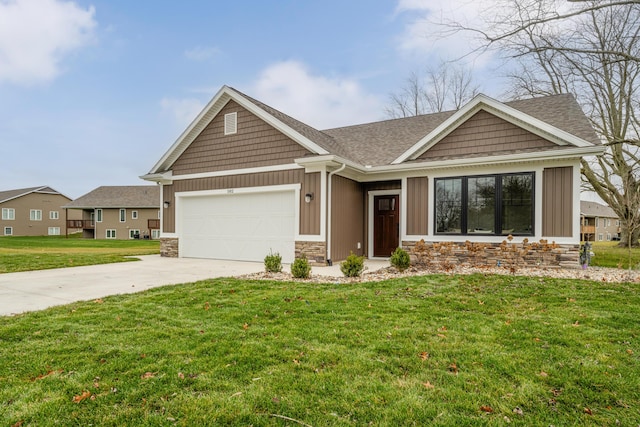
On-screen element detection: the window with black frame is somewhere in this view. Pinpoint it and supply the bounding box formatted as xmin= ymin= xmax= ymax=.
xmin=435 ymin=172 xmax=534 ymax=236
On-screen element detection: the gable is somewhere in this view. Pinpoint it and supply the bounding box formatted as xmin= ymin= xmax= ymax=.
xmin=416 ymin=110 xmax=560 ymax=161
xmin=170 ymin=100 xmax=314 ymax=176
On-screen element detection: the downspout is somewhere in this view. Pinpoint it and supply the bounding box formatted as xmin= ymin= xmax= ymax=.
xmin=326 ymin=162 xmax=346 ymax=266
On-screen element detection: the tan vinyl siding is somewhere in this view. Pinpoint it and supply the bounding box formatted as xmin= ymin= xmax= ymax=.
xmin=300 ymin=172 xmax=321 ymax=235
xmin=90 ymin=208 xmax=159 ymax=240
xmin=418 ymin=110 xmax=559 ymax=161
xmin=171 ymin=100 xmax=312 ymax=175
xmin=162 ymin=169 xmax=313 ymax=234
xmin=0 ymin=193 xmax=71 ymax=236
xmin=406 ymin=177 xmax=428 ymax=235
xmin=330 ymin=175 xmax=364 ymax=261
xmin=542 ymin=166 xmax=573 ymax=237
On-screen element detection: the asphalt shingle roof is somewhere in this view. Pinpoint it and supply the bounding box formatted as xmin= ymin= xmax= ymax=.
xmin=63 ymin=186 xmax=159 ymax=209
xmin=580 ymin=200 xmax=617 ymax=218
xmin=0 ymin=186 xmax=64 ymax=204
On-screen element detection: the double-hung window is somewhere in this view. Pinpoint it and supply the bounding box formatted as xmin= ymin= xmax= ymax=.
xmin=30 ymin=209 xmax=42 ymax=221
xmin=2 ymin=208 xmax=14 ymax=220
xmin=435 ymin=172 xmax=534 ymax=236
xmin=119 ymin=209 xmax=126 ymax=222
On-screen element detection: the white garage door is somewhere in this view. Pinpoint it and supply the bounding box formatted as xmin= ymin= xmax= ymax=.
xmin=179 ymin=190 xmax=296 ymax=263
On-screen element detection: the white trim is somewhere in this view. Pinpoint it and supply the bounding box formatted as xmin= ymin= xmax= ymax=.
xmin=1 ymin=208 xmax=15 ymax=220
xmin=132 ymin=210 xmax=139 ymax=220
xmin=119 ymin=208 xmax=126 ymax=223
xmin=170 ymin=163 xmax=303 ymax=182
xmin=367 ymin=189 xmax=401 ymax=260
xmin=145 ymin=86 xmax=329 ymax=175
xmin=392 ymin=94 xmax=595 ymax=165
xmin=4 ymin=226 xmax=13 ymax=236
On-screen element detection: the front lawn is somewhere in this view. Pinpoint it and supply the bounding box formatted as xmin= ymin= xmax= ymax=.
xmin=1 ymin=274 xmax=638 ymax=425
xmin=589 ymin=241 xmax=640 ymax=269
xmin=0 ymin=235 xmax=159 ymax=273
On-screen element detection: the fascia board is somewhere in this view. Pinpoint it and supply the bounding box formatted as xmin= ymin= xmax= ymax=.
xmin=147 ymin=86 xmax=330 ymax=175
xmin=225 ymin=87 xmax=330 ymax=156
xmin=392 ymin=94 xmax=597 ymax=165
xmin=0 ymin=186 xmax=51 ymax=204
xmin=140 ymin=171 xmax=173 ymax=184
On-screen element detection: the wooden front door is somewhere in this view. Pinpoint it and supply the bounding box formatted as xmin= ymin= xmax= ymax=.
xmin=373 ymin=195 xmax=399 ymax=257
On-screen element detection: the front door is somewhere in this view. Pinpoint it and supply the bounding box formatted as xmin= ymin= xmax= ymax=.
xmin=373 ymin=194 xmax=399 ymax=257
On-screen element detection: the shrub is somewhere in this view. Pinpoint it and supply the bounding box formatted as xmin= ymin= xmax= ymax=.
xmin=264 ymin=250 xmax=282 ymax=273
xmin=390 ymin=247 xmax=410 ymax=271
xmin=340 ymin=252 xmax=365 ymax=277
xmin=291 ymin=256 xmax=311 ymax=279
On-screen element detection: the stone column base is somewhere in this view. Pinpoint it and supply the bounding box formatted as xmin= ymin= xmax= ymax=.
xmin=160 ymin=237 xmax=179 ymax=258
xmin=295 ymin=241 xmax=327 ymax=265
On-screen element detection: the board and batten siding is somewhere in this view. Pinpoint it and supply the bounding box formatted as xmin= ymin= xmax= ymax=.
xmin=542 ymin=166 xmax=573 ymax=237
xmin=406 ymin=177 xmax=428 ymax=235
xmin=330 ymin=175 xmax=364 ymax=261
xmin=171 ymin=100 xmax=312 ymax=175
xmin=418 ymin=110 xmax=560 ymax=161
xmin=162 ymin=170 xmax=321 ymax=236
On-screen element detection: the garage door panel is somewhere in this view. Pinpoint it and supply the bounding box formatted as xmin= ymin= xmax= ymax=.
xmin=179 ymin=190 xmax=296 ymax=262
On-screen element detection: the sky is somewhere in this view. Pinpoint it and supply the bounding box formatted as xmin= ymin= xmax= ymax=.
xmin=0 ymin=0 xmax=512 ymax=199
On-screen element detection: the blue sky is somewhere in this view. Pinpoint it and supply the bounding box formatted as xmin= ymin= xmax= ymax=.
xmin=0 ymin=0 xmax=504 ymax=199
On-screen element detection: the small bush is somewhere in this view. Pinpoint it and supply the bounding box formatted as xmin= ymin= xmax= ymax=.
xmin=291 ymin=256 xmax=311 ymax=279
xmin=264 ymin=250 xmax=282 ymax=273
xmin=390 ymin=247 xmax=410 ymax=271
xmin=340 ymin=252 xmax=365 ymax=277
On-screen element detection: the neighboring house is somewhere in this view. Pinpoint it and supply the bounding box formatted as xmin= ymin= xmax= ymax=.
xmin=142 ymin=86 xmax=604 ymax=267
xmin=0 ymin=186 xmax=74 ymax=236
xmin=63 ymin=186 xmax=160 ymax=240
xmin=580 ymin=200 xmax=620 ymax=242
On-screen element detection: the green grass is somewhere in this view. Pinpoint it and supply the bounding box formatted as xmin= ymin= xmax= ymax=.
xmin=589 ymin=241 xmax=640 ymax=269
xmin=0 ymin=235 xmax=160 ymax=273
xmin=1 ymin=274 xmax=638 ymax=426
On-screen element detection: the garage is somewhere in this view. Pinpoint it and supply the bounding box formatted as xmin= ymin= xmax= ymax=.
xmin=178 ymin=189 xmax=296 ymax=262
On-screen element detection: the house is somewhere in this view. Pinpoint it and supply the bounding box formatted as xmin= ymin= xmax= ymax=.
xmin=142 ymin=86 xmax=604 ymax=267
xmin=0 ymin=186 xmax=75 ymax=236
xmin=580 ymin=200 xmax=620 ymax=242
xmin=63 ymin=186 xmax=160 ymax=240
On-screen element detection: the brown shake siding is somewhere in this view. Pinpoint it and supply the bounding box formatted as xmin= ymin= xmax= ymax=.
xmin=418 ymin=110 xmax=558 ymax=160
xmin=542 ymin=166 xmax=573 ymax=237
xmin=406 ymin=177 xmax=428 ymax=235
xmin=171 ymin=100 xmax=312 ymax=175
xmin=330 ymin=175 xmax=364 ymax=261
xmin=162 ymin=169 xmax=321 ymax=235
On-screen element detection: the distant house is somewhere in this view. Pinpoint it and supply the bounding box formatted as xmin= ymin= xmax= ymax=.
xmin=0 ymin=186 xmax=74 ymax=236
xmin=580 ymin=200 xmax=620 ymax=242
xmin=63 ymin=186 xmax=160 ymax=240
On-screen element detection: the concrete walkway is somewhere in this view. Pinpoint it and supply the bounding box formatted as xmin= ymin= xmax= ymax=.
xmin=0 ymin=255 xmax=388 ymax=316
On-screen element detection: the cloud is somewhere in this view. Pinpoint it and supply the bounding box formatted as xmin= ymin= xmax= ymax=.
xmin=250 ymin=60 xmax=384 ymax=129
xmin=0 ymin=0 xmax=96 ymax=85
xmin=184 ymin=45 xmax=221 ymax=61
xmin=160 ymin=97 xmax=206 ymax=127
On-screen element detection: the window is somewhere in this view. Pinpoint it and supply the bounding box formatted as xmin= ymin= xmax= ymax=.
xmin=96 ymin=209 xmax=102 ymax=222
xmin=151 ymin=229 xmax=161 ymax=239
xmin=132 ymin=210 xmax=138 ymax=220
xmin=30 ymin=209 xmax=42 ymax=221
xmin=224 ymin=112 xmax=237 ymax=135
xmin=49 ymin=211 xmax=59 ymax=220
xmin=106 ymin=229 xmax=116 ymax=239
xmin=119 ymin=209 xmax=126 ymax=222
xmin=129 ymin=229 xmax=140 ymax=239
xmin=598 ymin=233 xmax=603 ymax=241
xmin=616 ymin=220 xmax=620 ymax=226
xmin=595 ymin=217 xmax=599 ymax=228
xmin=435 ymin=172 xmax=534 ymax=236
xmin=2 ymin=208 xmax=15 ymax=220
xmin=607 ymin=219 xmax=611 ymax=227
xmin=4 ymin=227 xmax=12 ymax=236
xmin=607 ymin=232 xmax=611 ymax=241
xmin=48 ymin=227 xmax=60 ymax=235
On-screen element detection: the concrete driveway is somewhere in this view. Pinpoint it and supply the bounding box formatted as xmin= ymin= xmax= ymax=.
xmin=0 ymin=255 xmax=389 ymax=316
xmin=0 ymin=255 xmax=267 ymax=316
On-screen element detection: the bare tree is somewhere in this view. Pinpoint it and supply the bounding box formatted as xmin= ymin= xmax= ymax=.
xmin=437 ymin=0 xmax=640 ymax=247
xmin=385 ymin=62 xmax=481 ymax=118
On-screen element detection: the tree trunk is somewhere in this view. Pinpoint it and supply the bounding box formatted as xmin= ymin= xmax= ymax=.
xmin=618 ymin=225 xmax=640 ymax=248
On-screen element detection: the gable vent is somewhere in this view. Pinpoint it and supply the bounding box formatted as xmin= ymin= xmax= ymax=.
xmin=224 ymin=112 xmax=237 ymax=135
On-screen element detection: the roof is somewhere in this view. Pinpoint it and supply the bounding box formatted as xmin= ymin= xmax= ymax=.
xmin=144 ymin=86 xmax=603 ymax=176
xmin=63 ymin=186 xmax=159 ymax=209
xmin=580 ymin=200 xmax=618 ymax=218
xmin=0 ymin=186 xmax=69 ymax=204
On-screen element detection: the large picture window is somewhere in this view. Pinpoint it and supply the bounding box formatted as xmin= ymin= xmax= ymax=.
xmin=435 ymin=172 xmax=534 ymax=236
